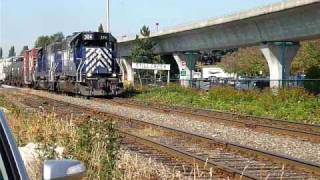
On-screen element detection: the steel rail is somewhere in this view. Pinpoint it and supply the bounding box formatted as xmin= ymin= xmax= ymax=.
xmin=120 ymin=131 xmax=257 ymax=180
xmin=21 ymin=92 xmax=320 ymax=177
xmin=116 ymin=115 xmax=320 ymax=177
xmin=7 ymin=85 xmax=320 ymax=141
xmin=108 ymin=99 xmax=320 ymax=142
xmin=6 ymin=88 xmax=320 ymax=178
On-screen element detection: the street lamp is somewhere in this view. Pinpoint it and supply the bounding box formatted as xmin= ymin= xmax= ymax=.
xmin=106 ymin=0 xmax=110 ymax=33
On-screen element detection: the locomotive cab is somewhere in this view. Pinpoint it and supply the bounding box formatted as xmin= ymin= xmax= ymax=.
xmin=68 ymin=32 xmax=123 ymax=96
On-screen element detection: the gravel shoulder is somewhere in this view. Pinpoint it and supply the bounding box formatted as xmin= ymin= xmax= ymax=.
xmin=18 ymin=88 xmax=320 ymax=165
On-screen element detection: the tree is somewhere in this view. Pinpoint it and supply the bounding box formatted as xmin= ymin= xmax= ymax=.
xmin=0 ymin=47 xmax=2 ymax=59
xmin=218 ymin=40 xmax=320 ymax=78
xmin=292 ymin=39 xmax=320 ymax=75
xmin=20 ymin=45 xmax=29 ymax=55
xmin=129 ymin=25 xmax=158 ymax=63
xmin=34 ymin=32 xmax=65 ymax=48
xmin=140 ymin=25 xmax=150 ymax=37
xmin=34 ymin=36 xmax=52 ymax=48
xmin=219 ymin=47 xmax=268 ymax=77
xmin=292 ymin=39 xmax=320 ymax=94
xmin=128 ymin=25 xmax=163 ymax=86
xmin=50 ymin=32 xmax=64 ymax=42
xmin=304 ymin=66 xmax=320 ymax=94
xmin=8 ymin=46 xmax=16 ymax=57
xmin=98 ymin=24 xmax=104 ymax=33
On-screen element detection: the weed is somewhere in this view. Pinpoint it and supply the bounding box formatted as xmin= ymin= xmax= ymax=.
xmin=71 ymin=118 xmax=121 ymax=179
xmin=0 ymin=95 xmax=122 ymax=179
xmin=135 ymin=85 xmax=320 ymax=124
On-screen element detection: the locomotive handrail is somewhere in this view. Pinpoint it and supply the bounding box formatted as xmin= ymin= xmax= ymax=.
xmin=76 ymin=58 xmax=85 ymax=82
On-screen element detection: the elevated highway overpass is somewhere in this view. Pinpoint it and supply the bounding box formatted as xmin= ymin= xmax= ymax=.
xmin=117 ymin=0 xmax=320 ymax=88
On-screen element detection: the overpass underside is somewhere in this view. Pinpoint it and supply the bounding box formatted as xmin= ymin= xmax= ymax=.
xmin=118 ymin=0 xmax=320 ymax=88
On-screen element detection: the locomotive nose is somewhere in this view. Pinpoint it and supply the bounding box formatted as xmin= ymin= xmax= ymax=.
xmin=85 ymin=47 xmax=112 ymax=75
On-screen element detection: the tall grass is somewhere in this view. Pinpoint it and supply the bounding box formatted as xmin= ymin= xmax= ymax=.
xmin=0 ymin=95 xmax=122 ymax=179
xmin=135 ymin=85 xmax=320 ymax=124
xmin=1 ymin=95 xmax=219 ymax=179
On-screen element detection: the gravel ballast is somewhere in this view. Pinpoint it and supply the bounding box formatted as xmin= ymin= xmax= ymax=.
xmin=20 ymin=88 xmax=320 ymax=165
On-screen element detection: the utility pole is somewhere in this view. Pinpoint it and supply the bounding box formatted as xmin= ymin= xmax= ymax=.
xmin=155 ymin=22 xmax=159 ymax=32
xmin=106 ymin=0 xmax=110 ymax=33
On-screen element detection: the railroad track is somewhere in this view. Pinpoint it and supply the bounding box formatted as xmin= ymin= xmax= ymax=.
xmin=6 ymin=90 xmax=320 ymax=179
xmin=121 ymin=137 xmax=227 ymax=179
xmin=4 ymin=91 xmax=228 ymax=179
xmin=106 ymin=98 xmax=320 ymax=143
xmin=6 ymin=85 xmax=320 ymax=142
xmin=118 ymin=118 xmax=320 ymax=179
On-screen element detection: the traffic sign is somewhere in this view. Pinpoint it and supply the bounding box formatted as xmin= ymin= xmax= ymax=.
xmin=180 ymin=70 xmax=187 ymax=76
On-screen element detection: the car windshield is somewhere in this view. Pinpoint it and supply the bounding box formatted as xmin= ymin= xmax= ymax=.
xmin=0 ymin=154 xmax=8 ymax=180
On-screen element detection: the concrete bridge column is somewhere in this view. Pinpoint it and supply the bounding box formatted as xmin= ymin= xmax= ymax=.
xmin=260 ymin=42 xmax=300 ymax=88
xmin=118 ymin=58 xmax=134 ymax=86
xmin=173 ymin=53 xmax=199 ymax=87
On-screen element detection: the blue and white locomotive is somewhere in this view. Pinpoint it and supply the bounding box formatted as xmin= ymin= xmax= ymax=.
xmin=34 ymin=32 xmax=123 ymax=96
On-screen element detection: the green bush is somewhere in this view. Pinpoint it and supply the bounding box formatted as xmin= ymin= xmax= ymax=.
xmin=135 ymin=85 xmax=320 ymax=125
xmin=66 ymin=119 xmax=121 ymax=179
xmin=304 ymin=66 xmax=320 ymax=94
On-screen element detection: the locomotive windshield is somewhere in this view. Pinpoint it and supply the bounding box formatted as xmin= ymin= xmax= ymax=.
xmin=82 ymin=41 xmax=107 ymax=47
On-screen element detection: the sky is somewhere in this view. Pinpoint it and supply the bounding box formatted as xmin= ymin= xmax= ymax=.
xmin=0 ymin=0 xmax=283 ymax=57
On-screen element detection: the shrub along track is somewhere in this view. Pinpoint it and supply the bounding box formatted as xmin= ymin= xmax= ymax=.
xmin=105 ymin=98 xmax=320 ymax=143
xmin=4 ymin=89 xmax=320 ymax=179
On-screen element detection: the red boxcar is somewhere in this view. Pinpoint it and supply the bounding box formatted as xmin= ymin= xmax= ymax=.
xmin=23 ymin=48 xmax=39 ymax=86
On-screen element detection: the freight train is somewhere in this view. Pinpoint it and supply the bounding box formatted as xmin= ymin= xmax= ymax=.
xmin=0 ymin=32 xmax=123 ymax=96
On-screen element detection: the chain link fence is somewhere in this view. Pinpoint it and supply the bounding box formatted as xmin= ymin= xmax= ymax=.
xmin=134 ymin=77 xmax=320 ymax=94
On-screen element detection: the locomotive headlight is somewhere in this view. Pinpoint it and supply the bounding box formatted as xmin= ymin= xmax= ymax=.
xmin=112 ymin=73 xmax=117 ymax=77
xmin=87 ymin=73 xmax=93 ymax=77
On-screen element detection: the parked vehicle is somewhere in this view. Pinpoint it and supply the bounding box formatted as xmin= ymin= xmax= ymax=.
xmin=0 ymin=111 xmax=86 ymax=180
